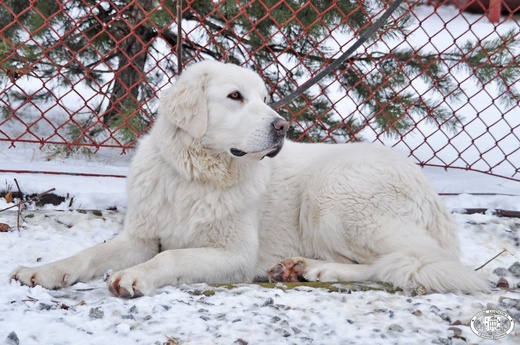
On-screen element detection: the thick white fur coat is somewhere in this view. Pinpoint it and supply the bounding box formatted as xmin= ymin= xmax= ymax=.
xmin=11 ymin=61 xmax=489 ymax=296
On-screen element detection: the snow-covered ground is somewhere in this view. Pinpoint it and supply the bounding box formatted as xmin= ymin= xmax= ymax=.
xmin=0 ymin=167 xmax=519 ymax=345
xmin=1 ymin=4 xmax=520 ymax=345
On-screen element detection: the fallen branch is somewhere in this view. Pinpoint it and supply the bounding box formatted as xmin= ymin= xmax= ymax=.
xmin=475 ymin=249 xmax=509 ymax=271
xmin=453 ymin=208 xmax=520 ymax=218
xmin=440 ymin=192 xmax=518 ymax=197
xmin=0 ymin=188 xmax=56 ymax=213
xmin=14 ymin=178 xmax=22 ymax=232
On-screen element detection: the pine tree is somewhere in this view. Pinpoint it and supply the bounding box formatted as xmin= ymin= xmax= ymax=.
xmin=0 ymin=1 xmax=519 ymax=147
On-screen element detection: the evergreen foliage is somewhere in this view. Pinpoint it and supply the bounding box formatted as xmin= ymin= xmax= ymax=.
xmin=0 ymin=1 xmax=519 ymax=146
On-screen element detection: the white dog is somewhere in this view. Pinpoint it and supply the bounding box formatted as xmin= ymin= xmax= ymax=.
xmin=11 ymin=61 xmax=489 ymax=297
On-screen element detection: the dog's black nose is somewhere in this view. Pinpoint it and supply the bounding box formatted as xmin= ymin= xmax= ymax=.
xmin=271 ymin=118 xmax=289 ymax=137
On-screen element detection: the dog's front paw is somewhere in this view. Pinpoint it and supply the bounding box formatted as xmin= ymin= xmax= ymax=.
xmin=267 ymin=257 xmax=309 ymax=283
xmin=107 ymin=269 xmax=154 ymax=298
xmin=268 ymin=257 xmax=339 ymax=283
xmin=10 ymin=265 xmax=76 ymax=290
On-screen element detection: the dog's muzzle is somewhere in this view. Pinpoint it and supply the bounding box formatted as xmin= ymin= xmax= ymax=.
xmin=230 ymin=118 xmax=288 ymax=159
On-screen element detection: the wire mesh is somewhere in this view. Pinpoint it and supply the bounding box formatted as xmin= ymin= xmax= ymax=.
xmin=0 ymin=0 xmax=519 ymax=181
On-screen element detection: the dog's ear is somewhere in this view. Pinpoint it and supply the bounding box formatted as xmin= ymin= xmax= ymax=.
xmin=160 ymin=68 xmax=208 ymax=138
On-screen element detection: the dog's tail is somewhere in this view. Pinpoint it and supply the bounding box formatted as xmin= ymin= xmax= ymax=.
xmin=368 ymin=250 xmax=490 ymax=293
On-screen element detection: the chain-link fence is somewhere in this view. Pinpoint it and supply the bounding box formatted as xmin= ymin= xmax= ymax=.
xmin=1 ymin=1 xmax=519 ymax=181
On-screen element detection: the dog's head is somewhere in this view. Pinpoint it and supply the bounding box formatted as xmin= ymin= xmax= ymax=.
xmin=159 ymin=61 xmax=288 ymax=159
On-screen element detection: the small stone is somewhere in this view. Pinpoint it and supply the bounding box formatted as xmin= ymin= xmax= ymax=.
xmin=202 ymin=290 xmax=215 ymax=297
xmin=89 ymin=307 xmax=104 ymax=319
xmin=38 ymin=303 xmax=55 ymax=311
xmin=493 ymin=267 xmax=509 ymax=277
xmin=499 ymin=297 xmax=518 ymax=308
xmin=447 ymin=327 xmax=462 ymax=337
xmin=262 ymin=297 xmax=274 ymax=307
xmin=128 ymin=305 xmax=138 ymax=314
xmin=414 ymin=284 xmax=428 ymax=296
xmin=439 ymin=313 xmax=452 ymax=323
xmin=496 ymin=277 xmax=510 ymax=288
xmin=510 ymin=312 xmax=520 ymax=322
xmin=6 ymin=331 xmax=19 ymax=345
xmin=412 ymin=310 xmax=423 ymax=317
xmin=429 ymin=305 xmax=441 ymax=313
xmin=153 ymin=304 xmax=170 ymax=312
xmin=275 ymin=328 xmax=290 ymax=337
xmin=388 ymin=324 xmax=404 ymax=332
xmin=431 ymin=338 xmax=452 ymax=345
xmin=508 ymin=262 xmax=520 ymax=277
xmin=271 ymin=316 xmax=281 ymax=323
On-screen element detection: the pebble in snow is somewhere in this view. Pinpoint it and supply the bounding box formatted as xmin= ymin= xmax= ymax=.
xmin=493 ymin=267 xmax=508 ymax=276
xmin=89 ymin=307 xmax=104 ymax=319
xmin=508 ymin=262 xmax=520 ymax=277
xmin=262 ymin=297 xmax=274 ymax=307
xmin=388 ymin=324 xmax=404 ymax=333
xmin=5 ymin=332 xmax=19 ymax=345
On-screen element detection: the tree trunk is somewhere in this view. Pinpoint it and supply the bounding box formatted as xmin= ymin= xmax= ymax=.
xmin=103 ymin=0 xmax=155 ymax=127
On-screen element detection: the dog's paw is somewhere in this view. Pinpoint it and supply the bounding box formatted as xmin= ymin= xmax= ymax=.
xmin=107 ymin=269 xmax=154 ymax=298
xmin=302 ymin=265 xmax=339 ymax=283
xmin=267 ymin=258 xmax=339 ymax=283
xmin=10 ymin=265 xmax=76 ymax=289
xmin=267 ymin=257 xmax=309 ymax=282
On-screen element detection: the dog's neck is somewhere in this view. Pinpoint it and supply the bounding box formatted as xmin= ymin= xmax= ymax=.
xmin=152 ymin=118 xmax=258 ymax=187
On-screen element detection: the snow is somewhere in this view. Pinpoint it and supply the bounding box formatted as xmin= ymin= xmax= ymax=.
xmin=0 ymin=196 xmax=519 ymax=344
xmin=1 ymin=5 xmax=520 ymax=345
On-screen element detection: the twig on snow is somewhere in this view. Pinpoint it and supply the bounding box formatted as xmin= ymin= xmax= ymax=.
xmin=14 ymin=178 xmax=22 ymax=232
xmin=0 ymin=188 xmax=56 ymax=213
xmin=475 ymin=249 xmax=509 ymax=271
xmin=460 ymin=208 xmax=520 ymax=218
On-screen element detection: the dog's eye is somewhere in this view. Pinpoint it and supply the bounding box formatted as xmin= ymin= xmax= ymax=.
xmin=228 ymin=91 xmax=243 ymax=101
